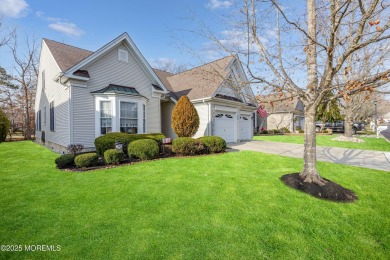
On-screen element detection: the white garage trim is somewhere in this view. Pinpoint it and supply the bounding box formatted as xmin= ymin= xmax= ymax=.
xmin=215 ymin=105 xmax=237 ymax=113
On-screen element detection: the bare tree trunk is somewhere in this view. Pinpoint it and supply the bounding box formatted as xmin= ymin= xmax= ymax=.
xmin=23 ymin=86 xmax=31 ymax=140
xmin=344 ymin=105 xmax=353 ymax=138
xmin=299 ymin=0 xmax=326 ymax=185
xmin=300 ymin=105 xmax=327 ymax=185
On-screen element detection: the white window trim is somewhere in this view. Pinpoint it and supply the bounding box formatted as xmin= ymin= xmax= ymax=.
xmin=119 ymin=101 xmax=138 ymax=134
xmin=118 ymin=49 xmax=128 ymax=63
xmin=94 ymin=95 xmax=146 ymax=138
xmin=100 ymin=100 xmax=113 ymax=135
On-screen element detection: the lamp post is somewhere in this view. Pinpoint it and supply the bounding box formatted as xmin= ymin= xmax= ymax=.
xmin=374 ymin=101 xmax=378 ymax=138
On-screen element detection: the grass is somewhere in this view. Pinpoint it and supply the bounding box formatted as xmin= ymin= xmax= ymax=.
xmin=253 ymin=134 xmax=390 ymax=152
xmin=0 ymin=141 xmax=389 ymax=259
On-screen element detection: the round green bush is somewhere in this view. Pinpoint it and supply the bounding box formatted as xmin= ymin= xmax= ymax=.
xmin=74 ymin=153 xmax=99 ymax=168
xmin=94 ymin=132 xmax=165 ymax=155
xmin=128 ymin=139 xmax=159 ymax=160
xmin=54 ymin=154 xmax=75 ymax=168
xmin=172 ymin=137 xmax=205 ymax=156
xmin=197 ymin=136 xmax=226 ymax=153
xmin=104 ymin=149 xmax=124 ymax=165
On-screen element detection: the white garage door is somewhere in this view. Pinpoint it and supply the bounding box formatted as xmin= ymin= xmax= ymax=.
xmin=240 ymin=115 xmax=251 ymax=140
xmin=214 ymin=113 xmax=235 ymax=143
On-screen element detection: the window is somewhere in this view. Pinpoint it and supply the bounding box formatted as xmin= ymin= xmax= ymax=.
xmin=100 ymin=101 xmax=112 ymax=134
xmin=50 ymin=101 xmax=55 ymax=131
xmin=120 ymin=102 xmax=137 ymax=134
xmin=36 ymin=110 xmax=41 ymax=131
xmin=42 ymin=70 xmax=45 ymax=92
xmin=43 ymin=106 xmax=46 ymax=126
xmin=143 ymin=104 xmax=146 ymax=133
xmin=118 ymin=49 xmax=128 ymax=63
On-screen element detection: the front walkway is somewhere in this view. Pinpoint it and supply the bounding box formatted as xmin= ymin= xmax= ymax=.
xmin=228 ymin=140 xmax=390 ymax=172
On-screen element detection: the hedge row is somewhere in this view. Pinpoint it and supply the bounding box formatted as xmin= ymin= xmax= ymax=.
xmin=172 ymin=136 xmax=226 ymax=156
xmin=55 ymin=134 xmax=226 ymax=169
xmin=94 ymin=132 xmax=165 ymax=155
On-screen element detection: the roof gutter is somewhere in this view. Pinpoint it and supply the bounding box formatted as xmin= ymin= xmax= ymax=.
xmin=54 ymin=72 xmax=89 ymax=84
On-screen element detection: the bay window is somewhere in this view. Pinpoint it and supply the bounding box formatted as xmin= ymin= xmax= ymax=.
xmin=120 ymin=102 xmax=137 ymax=134
xmin=100 ymin=101 xmax=112 ymax=134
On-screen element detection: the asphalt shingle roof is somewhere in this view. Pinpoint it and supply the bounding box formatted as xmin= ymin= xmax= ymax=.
xmin=44 ymin=38 xmax=93 ymax=72
xmin=154 ymin=56 xmax=234 ymax=101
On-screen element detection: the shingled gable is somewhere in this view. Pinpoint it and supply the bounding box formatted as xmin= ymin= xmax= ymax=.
xmin=44 ymin=33 xmax=170 ymax=94
xmin=44 ymin=39 xmax=93 ymax=72
xmin=257 ymin=93 xmax=303 ymax=113
xmin=154 ymin=56 xmax=235 ymax=101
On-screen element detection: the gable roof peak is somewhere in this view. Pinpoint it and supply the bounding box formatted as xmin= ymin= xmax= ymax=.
xmin=43 ymin=38 xmax=93 ymax=72
xmin=175 ymin=55 xmax=235 ymax=76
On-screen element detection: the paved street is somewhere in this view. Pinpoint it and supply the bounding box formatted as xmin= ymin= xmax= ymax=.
xmin=228 ymin=140 xmax=390 ymax=172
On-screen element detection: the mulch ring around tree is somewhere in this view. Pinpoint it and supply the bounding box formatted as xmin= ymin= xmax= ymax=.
xmin=281 ymin=173 xmax=358 ymax=203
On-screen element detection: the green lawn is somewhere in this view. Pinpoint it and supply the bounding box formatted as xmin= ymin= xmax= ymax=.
xmin=253 ymin=134 xmax=390 ymax=152
xmin=0 ymin=141 xmax=389 ymax=259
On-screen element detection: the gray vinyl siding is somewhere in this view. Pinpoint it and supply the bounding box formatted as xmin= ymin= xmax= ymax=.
xmin=35 ymin=41 xmax=70 ymax=148
xmin=72 ymin=86 xmax=95 ymax=147
xmin=193 ymin=103 xmax=210 ymax=138
xmin=161 ymin=101 xmax=177 ymax=139
xmin=72 ymin=43 xmax=161 ymax=148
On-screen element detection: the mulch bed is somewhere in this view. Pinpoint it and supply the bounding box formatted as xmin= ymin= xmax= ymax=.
xmin=281 ymin=173 xmax=358 ymax=203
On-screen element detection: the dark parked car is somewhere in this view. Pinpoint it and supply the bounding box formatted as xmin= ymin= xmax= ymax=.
xmin=315 ymin=121 xmax=365 ymax=134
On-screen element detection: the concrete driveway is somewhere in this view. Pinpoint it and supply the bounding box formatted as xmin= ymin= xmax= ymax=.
xmin=227 ymin=140 xmax=390 ymax=172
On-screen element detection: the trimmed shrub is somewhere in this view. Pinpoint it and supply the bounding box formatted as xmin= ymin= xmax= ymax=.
xmin=104 ymin=149 xmax=124 ymax=164
xmin=128 ymin=139 xmax=159 ymax=160
xmin=198 ymin=136 xmax=226 ymax=153
xmin=94 ymin=132 xmax=165 ymax=155
xmin=171 ymin=96 xmax=199 ymax=137
xmin=74 ymin=153 xmax=99 ymax=168
xmin=55 ymin=154 xmax=75 ymax=168
xmin=280 ymin=127 xmax=290 ymax=133
xmin=0 ymin=108 xmax=10 ymax=143
xmin=172 ymin=137 xmax=204 ymax=156
xmin=262 ymin=130 xmax=269 ymax=134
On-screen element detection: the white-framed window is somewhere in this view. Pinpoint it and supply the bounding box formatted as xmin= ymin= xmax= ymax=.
xmin=49 ymin=101 xmax=55 ymax=132
xmin=100 ymin=101 xmax=112 ymax=134
xmin=43 ymin=106 xmax=46 ymax=126
xmin=120 ymin=102 xmax=137 ymax=134
xmin=118 ymin=49 xmax=128 ymax=63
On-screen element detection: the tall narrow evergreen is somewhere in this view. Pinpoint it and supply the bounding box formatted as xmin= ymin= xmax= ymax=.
xmin=0 ymin=108 xmax=10 ymax=143
xmin=171 ymin=96 xmax=199 ymax=137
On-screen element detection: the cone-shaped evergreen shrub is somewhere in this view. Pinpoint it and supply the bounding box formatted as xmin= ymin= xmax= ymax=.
xmin=0 ymin=109 xmax=10 ymax=143
xmin=171 ymin=96 xmax=199 ymax=137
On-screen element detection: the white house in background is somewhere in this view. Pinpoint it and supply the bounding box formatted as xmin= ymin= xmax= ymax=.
xmin=34 ymin=32 xmax=256 ymax=153
xmin=256 ymin=94 xmax=305 ymax=132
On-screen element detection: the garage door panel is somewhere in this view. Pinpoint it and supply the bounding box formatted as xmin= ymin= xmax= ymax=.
xmin=214 ymin=113 xmax=235 ymax=143
xmin=239 ymin=115 xmax=251 ymax=140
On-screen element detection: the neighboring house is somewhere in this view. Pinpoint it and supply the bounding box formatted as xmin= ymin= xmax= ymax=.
xmin=256 ymin=94 xmax=304 ymax=132
xmin=35 ymin=32 xmax=255 ymax=153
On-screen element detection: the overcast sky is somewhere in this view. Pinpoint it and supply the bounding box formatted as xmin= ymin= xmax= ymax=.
xmin=0 ymin=0 xmax=237 ymax=72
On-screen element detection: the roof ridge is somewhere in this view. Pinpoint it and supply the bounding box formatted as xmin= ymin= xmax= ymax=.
xmin=152 ymin=68 xmax=175 ymax=75
xmin=43 ymin=38 xmax=93 ymax=53
xmin=169 ymin=55 xmax=234 ymax=77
